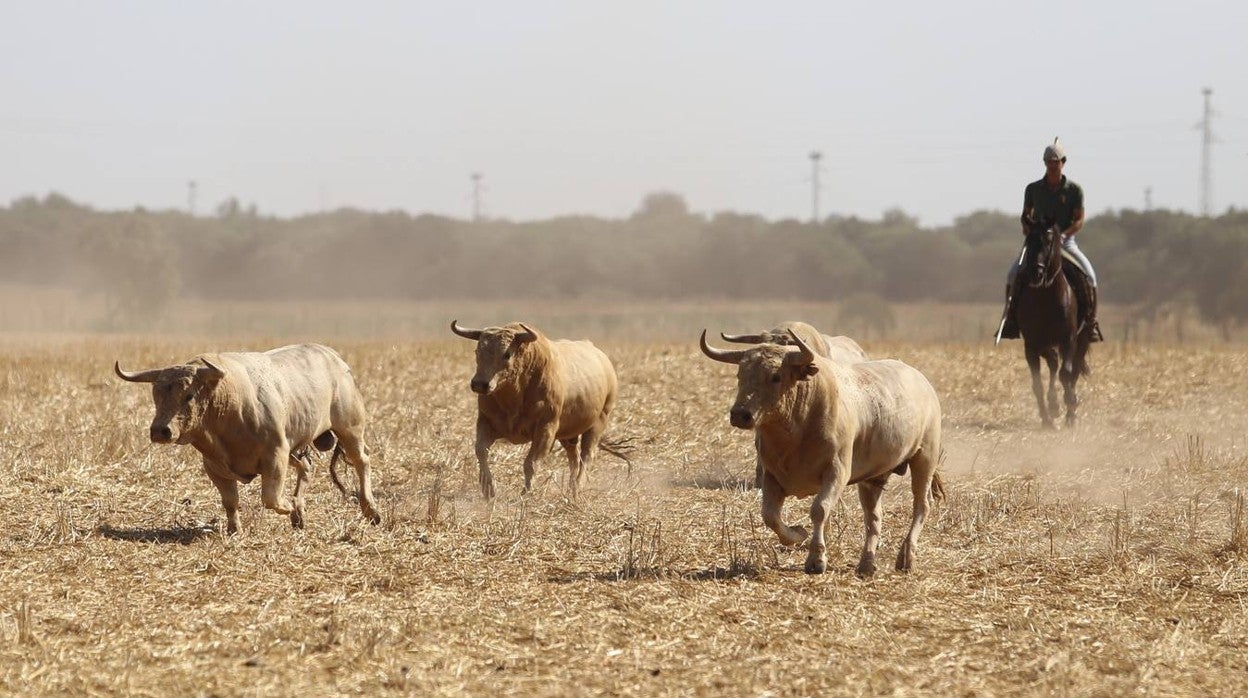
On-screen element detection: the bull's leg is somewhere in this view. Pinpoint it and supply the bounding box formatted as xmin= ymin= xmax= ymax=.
xmin=336 ymin=430 xmax=381 ymax=524
xmin=760 ymin=472 xmax=807 ymax=548
xmin=896 ymin=448 xmax=937 ymax=572
xmin=288 ymin=453 xmax=310 ymax=529
xmin=475 ymin=416 xmax=499 ymax=500
xmin=523 ymin=422 xmax=558 ymax=495
xmin=806 ymin=458 xmax=850 ymax=575
xmin=855 ymin=474 xmax=890 ymax=578
xmin=753 ymin=433 xmax=764 ymax=489
xmin=259 ymin=444 xmax=294 ymax=515
xmin=203 ymin=461 xmax=241 ymax=535
xmin=1026 ymin=347 xmax=1054 ymax=429
xmin=560 ymin=436 xmax=583 ymax=494
xmin=579 ymin=418 xmax=607 ymax=485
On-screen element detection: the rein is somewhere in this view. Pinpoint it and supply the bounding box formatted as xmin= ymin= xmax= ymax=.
xmin=1027 ymin=228 xmax=1064 ymax=289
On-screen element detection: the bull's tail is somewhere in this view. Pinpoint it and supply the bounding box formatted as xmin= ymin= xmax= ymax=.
xmin=329 ymin=442 xmax=350 ymax=497
xmin=598 ymin=435 xmax=637 ymax=475
xmin=930 ymin=470 xmax=946 ymax=503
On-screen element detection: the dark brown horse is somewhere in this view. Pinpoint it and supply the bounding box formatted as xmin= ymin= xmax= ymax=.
xmin=1015 ymin=218 xmax=1090 ymax=428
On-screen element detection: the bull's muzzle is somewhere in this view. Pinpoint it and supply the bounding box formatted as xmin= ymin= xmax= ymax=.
xmin=729 ymin=407 xmax=754 ymax=429
xmin=470 ymin=378 xmax=492 ymax=395
xmin=150 ymin=424 xmax=174 ymax=443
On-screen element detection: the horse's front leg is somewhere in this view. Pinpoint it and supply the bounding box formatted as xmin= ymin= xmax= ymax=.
xmin=1026 ymin=346 xmax=1054 ymax=429
xmin=1060 ymin=343 xmax=1080 ymax=428
xmin=1043 ymin=349 xmax=1060 ymax=417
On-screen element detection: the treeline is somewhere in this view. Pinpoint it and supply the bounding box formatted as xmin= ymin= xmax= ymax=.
xmin=2 ymin=191 xmax=1247 ymax=332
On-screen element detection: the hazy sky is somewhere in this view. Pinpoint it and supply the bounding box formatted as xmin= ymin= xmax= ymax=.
xmin=2 ymin=1 xmax=1245 ymax=225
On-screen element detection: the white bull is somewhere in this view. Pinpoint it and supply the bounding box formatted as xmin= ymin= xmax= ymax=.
xmin=115 ymin=343 xmax=380 ymax=533
xmin=701 ymin=329 xmax=943 ymax=576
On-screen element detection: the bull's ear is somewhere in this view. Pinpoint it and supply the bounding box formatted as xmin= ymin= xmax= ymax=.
xmin=796 ymin=364 xmax=819 ymax=381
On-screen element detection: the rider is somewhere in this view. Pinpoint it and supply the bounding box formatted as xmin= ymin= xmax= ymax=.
xmin=999 ymin=138 xmax=1102 ymax=341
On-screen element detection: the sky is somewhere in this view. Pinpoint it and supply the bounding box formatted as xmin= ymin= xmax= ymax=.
xmin=2 ymin=1 xmax=1246 ymax=226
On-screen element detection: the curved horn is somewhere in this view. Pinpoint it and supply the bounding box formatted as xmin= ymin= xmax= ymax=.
xmin=114 ymin=361 xmax=162 ymax=383
xmin=699 ymin=330 xmax=746 ymax=364
xmin=783 ymin=329 xmax=816 ymax=366
xmin=515 ymin=323 xmax=538 ymax=344
xmin=719 ymin=331 xmax=767 ymax=344
xmin=199 ymin=356 xmax=226 ymax=380
xmin=450 ymin=319 xmax=483 ymax=340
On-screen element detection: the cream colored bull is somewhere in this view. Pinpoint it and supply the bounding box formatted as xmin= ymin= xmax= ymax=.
xmin=451 ymin=321 xmax=621 ymax=499
xmin=114 ymin=343 xmax=380 ymax=533
xmin=701 ymin=329 xmax=943 ymax=576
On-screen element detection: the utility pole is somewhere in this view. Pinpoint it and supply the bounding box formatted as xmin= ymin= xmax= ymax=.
xmin=1198 ymin=87 xmax=1214 ymax=216
xmin=471 ymin=172 xmax=483 ymax=222
xmin=187 ymin=180 xmax=197 ymax=216
xmin=1144 ymin=186 xmax=1153 ymax=211
xmin=809 ymin=151 xmax=822 ymax=223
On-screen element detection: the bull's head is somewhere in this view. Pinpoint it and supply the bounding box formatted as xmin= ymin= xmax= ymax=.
xmin=700 ymin=329 xmax=819 ymax=429
xmin=114 ymin=358 xmax=226 ymax=444
xmin=451 ymin=320 xmax=538 ymax=395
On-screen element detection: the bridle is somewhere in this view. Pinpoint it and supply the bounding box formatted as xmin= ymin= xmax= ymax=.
xmin=1027 ymin=223 xmax=1063 ymax=288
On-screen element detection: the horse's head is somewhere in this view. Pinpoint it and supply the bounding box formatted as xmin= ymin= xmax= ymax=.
xmin=1022 ymin=217 xmax=1063 ymax=287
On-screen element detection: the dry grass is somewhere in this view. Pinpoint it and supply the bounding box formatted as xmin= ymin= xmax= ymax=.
xmin=2 ymin=332 xmax=1248 ymax=695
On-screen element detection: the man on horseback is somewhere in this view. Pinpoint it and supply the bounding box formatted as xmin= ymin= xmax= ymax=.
xmin=998 ymin=138 xmax=1103 ymax=342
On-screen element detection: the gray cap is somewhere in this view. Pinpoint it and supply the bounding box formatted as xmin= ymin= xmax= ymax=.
xmin=1043 ymin=138 xmax=1066 ymax=162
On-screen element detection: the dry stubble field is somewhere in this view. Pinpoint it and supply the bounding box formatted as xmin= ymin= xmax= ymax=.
xmin=2 ymin=332 xmax=1248 ymax=695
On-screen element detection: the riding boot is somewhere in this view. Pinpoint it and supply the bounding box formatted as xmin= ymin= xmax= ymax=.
xmin=999 ymin=282 xmax=1020 ymax=339
xmin=1085 ymin=284 xmax=1103 ymax=343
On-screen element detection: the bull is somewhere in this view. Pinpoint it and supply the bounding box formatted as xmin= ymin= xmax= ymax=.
xmin=451 ymin=320 xmax=623 ymax=499
xmin=700 ymin=329 xmax=943 ymax=577
xmin=114 ymin=343 xmax=380 ymax=533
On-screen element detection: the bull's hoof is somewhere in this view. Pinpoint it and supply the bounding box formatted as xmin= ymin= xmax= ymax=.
xmin=290 ymin=508 xmax=305 ymax=529
xmin=479 ymin=475 xmax=495 ymax=500
xmin=855 ymin=558 xmax=877 ymax=579
xmin=804 ymin=556 xmax=828 ymax=575
xmin=895 ymin=548 xmax=915 ymax=572
xmin=264 ymin=498 xmax=293 ymax=515
xmin=365 ymin=510 xmax=382 ymax=526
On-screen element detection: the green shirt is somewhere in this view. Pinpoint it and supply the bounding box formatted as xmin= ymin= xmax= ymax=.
xmin=1024 ymin=175 xmax=1084 ymax=230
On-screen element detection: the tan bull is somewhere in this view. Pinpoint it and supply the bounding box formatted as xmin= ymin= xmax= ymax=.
xmin=701 ymin=329 xmax=943 ymax=576
xmin=721 ymin=320 xmax=870 ymax=487
xmin=720 ymin=320 xmax=869 ymax=365
xmin=114 ymin=343 xmax=380 ymax=533
xmin=451 ymin=320 xmax=621 ymax=499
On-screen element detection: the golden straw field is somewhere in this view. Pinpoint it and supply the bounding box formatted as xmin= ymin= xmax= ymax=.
xmin=2 ymin=316 xmax=1248 ymax=695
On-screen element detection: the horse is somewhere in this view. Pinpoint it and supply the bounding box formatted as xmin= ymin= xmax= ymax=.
xmin=1014 ymin=218 xmax=1091 ymax=428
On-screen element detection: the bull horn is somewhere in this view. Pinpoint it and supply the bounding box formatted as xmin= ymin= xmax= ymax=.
xmin=515 ymin=323 xmax=538 ymax=344
xmin=199 ymin=356 xmax=226 ymax=379
xmin=450 ymin=319 xmax=483 ymax=340
xmin=114 ymin=361 xmax=162 ymax=383
xmin=719 ymin=331 xmax=766 ymax=344
xmin=783 ymin=329 xmax=816 ymax=366
xmin=699 ymin=330 xmax=746 ymax=364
